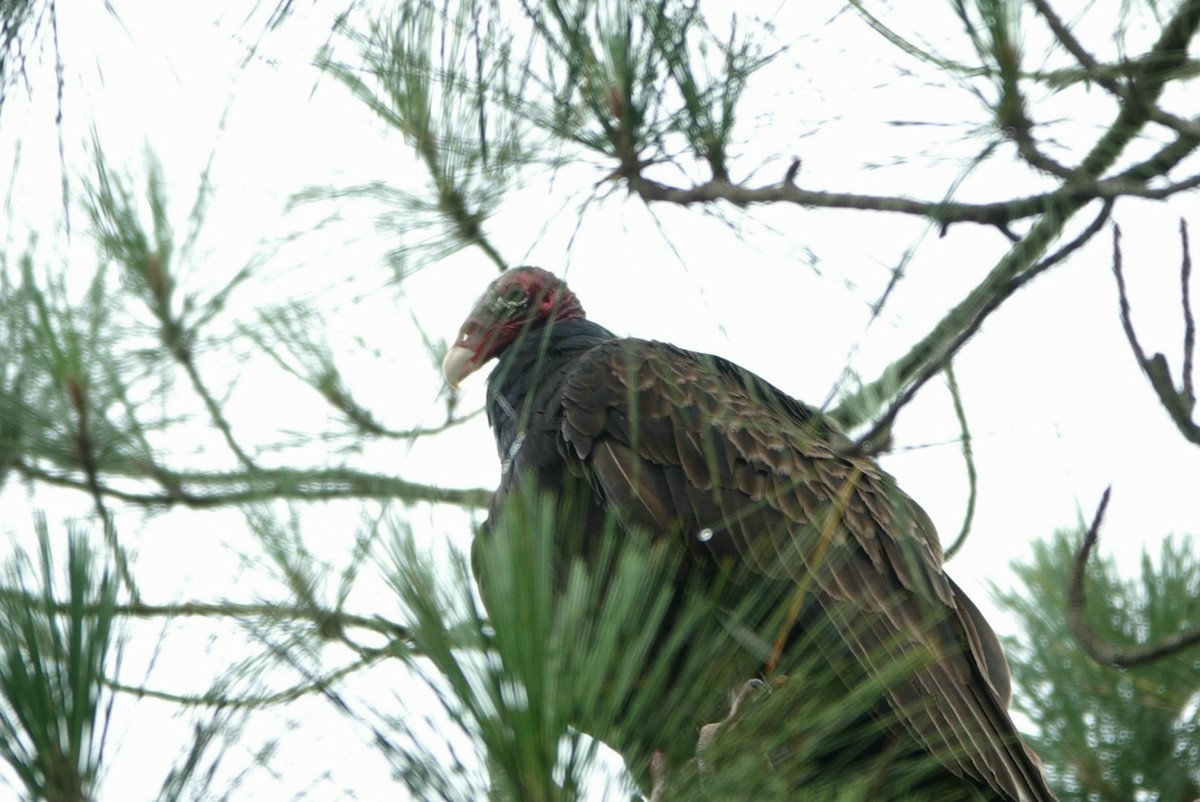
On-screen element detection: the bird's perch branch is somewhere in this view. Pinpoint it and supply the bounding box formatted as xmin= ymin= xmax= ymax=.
xmin=1068 ymin=488 xmax=1200 ymax=668
xmin=1111 ymin=221 xmax=1200 ymax=445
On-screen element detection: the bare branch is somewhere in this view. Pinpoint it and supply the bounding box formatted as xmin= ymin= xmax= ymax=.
xmin=942 ymin=362 xmax=977 ymax=561
xmin=1111 ymin=222 xmax=1200 ymax=444
xmin=321 ymin=374 xmax=485 ymax=439
xmin=1181 ymin=219 xmax=1196 ymax=412
xmin=1068 ymin=488 xmax=1200 ymax=668
xmin=627 ymin=172 xmax=1057 ymax=233
xmin=624 ymin=164 xmax=1198 ymax=244
xmin=1091 ymin=172 xmax=1200 ymax=200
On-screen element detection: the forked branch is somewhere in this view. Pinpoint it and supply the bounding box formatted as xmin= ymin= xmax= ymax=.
xmin=1068 ymin=488 xmax=1200 ymax=668
xmin=1112 ymin=221 xmax=1200 ymax=445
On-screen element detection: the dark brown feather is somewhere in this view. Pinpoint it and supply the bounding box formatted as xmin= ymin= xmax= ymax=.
xmin=557 ymin=338 xmax=1054 ymax=802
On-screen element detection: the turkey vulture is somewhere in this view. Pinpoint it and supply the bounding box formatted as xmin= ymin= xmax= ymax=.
xmin=443 ymin=266 xmax=1056 ymax=801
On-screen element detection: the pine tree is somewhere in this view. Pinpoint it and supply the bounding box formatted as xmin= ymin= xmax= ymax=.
xmin=1 ymin=1 xmax=1199 ymax=799
xmin=997 ymin=529 xmax=1200 ymax=801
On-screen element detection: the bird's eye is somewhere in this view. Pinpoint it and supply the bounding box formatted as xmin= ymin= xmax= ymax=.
xmin=504 ymin=285 xmax=525 ymax=304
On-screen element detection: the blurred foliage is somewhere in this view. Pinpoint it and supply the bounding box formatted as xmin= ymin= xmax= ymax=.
xmin=0 ymin=518 xmax=118 ymax=802
xmin=0 ymin=0 xmax=50 ymax=122
xmin=380 ymin=484 xmax=999 ymax=801
xmin=306 ymin=0 xmax=775 ymax=277
xmin=996 ymin=529 xmax=1200 ymax=802
xmin=0 ymin=0 xmax=1198 ymax=798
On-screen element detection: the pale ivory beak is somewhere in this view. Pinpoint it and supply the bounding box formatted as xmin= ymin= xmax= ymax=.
xmin=441 ymin=345 xmax=478 ymax=390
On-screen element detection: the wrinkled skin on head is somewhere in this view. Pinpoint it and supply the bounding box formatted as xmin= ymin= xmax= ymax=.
xmin=442 ymin=266 xmax=585 ymax=389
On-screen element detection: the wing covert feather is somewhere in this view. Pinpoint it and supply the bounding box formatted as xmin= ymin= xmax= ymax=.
xmin=557 ymin=338 xmax=1051 ymax=801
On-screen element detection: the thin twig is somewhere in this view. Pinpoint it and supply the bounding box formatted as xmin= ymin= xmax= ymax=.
xmin=177 ymin=350 xmax=260 ymax=471
xmin=14 ymin=459 xmax=493 ymax=509
xmin=1068 ymin=488 xmax=1200 ymax=668
xmin=1091 ymin=172 xmax=1200 ymax=200
xmin=1004 ymin=199 xmax=1114 ymax=294
xmin=141 ymin=248 xmax=260 ymax=472
xmin=627 ymin=173 xmax=1055 ymax=232
xmin=844 ymin=200 xmax=1113 ymax=448
xmin=1180 ymin=219 xmax=1195 ymax=412
xmin=0 ymin=590 xmax=413 ymax=641
xmin=1032 ymin=0 xmax=1200 ymax=140
xmin=833 ymin=0 xmax=1200 ymax=429
xmin=1031 ymin=0 xmax=1119 ymax=92
xmin=104 ymin=650 xmax=388 ymax=709
xmin=323 ymin=378 xmax=485 ymax=439
xmin=942 ymin=362 xmax=977 ymax=561
xmin=66 ymin=374 xmax=140 ymax=602
xmin=1111 ymin=223 xmax=1200 ymax=444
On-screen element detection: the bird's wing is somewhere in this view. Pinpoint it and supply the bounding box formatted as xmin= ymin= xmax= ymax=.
xmin=557 ymin=338 xmax=1052 ymax=802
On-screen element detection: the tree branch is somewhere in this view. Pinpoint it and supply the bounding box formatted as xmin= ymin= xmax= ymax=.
xmin=1031 ymin=0 xmax=1200 ymax=141
xmin=1111 ymin=222 xmax=1200 ymax=444
xmin=104 ymin=650 xmax=386 ymax=709
xmin=14 ymin=459 xmax=493 ymax=509
xmin=627 ymin=170 xmax=1075 ymax=233
xmin=1068 ymin=488 xmax=1200 ymax=668
xmin=1028 ymin=0 xmax=1200 ymax=140
xmin=824 ymin=0 xmax=1200 ymax=422
xmin=176 ymin=344 xmax=260 ymax=471
xmin=1030 ymin=0 xmax=1114 ymax=90
xmin=320 ymin=374 xmax=485 ymax=440
xmin=942 ymin=362 xmax=977 ymax=561
xmin=0 ymin=588 xmax=413 ymax=641
xmin=1181 ymin=219 xmax=1196 ymax=412
xmin=623 ymin=141 xmax=1198 ymax=236
xmin=837 ymin=199 xmax=1113 ymax=436
xmin=1076 ymin=0 xmax=1200 ymax=178
xmin=65 ymin=373 xmax=141 ymax=602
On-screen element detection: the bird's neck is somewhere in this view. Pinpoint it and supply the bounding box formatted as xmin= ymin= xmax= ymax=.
xmin=486 ymin=318 xmax=614 ymax=457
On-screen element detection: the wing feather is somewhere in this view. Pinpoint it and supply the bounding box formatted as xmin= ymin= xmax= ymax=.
xmin=558 ymin=338 xmax=1053 ymax=802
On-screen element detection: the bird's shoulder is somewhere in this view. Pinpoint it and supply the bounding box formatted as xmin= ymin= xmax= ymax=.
xmin=558 ymin=337 xmax=848 ymax=458
xmin=558 ymin=337 xmax=953 ymax=606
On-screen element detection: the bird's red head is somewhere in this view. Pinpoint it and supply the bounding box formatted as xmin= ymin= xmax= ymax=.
xmin=441 ymin=266 xmax=585 ymax=389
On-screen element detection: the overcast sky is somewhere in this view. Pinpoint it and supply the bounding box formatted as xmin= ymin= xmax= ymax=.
xmin=2 ymin=1 xmax=1199 ymax=799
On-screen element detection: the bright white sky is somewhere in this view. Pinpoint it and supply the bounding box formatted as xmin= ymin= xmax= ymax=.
xmin=2 ymin=1 xmax=1199 ymax=799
